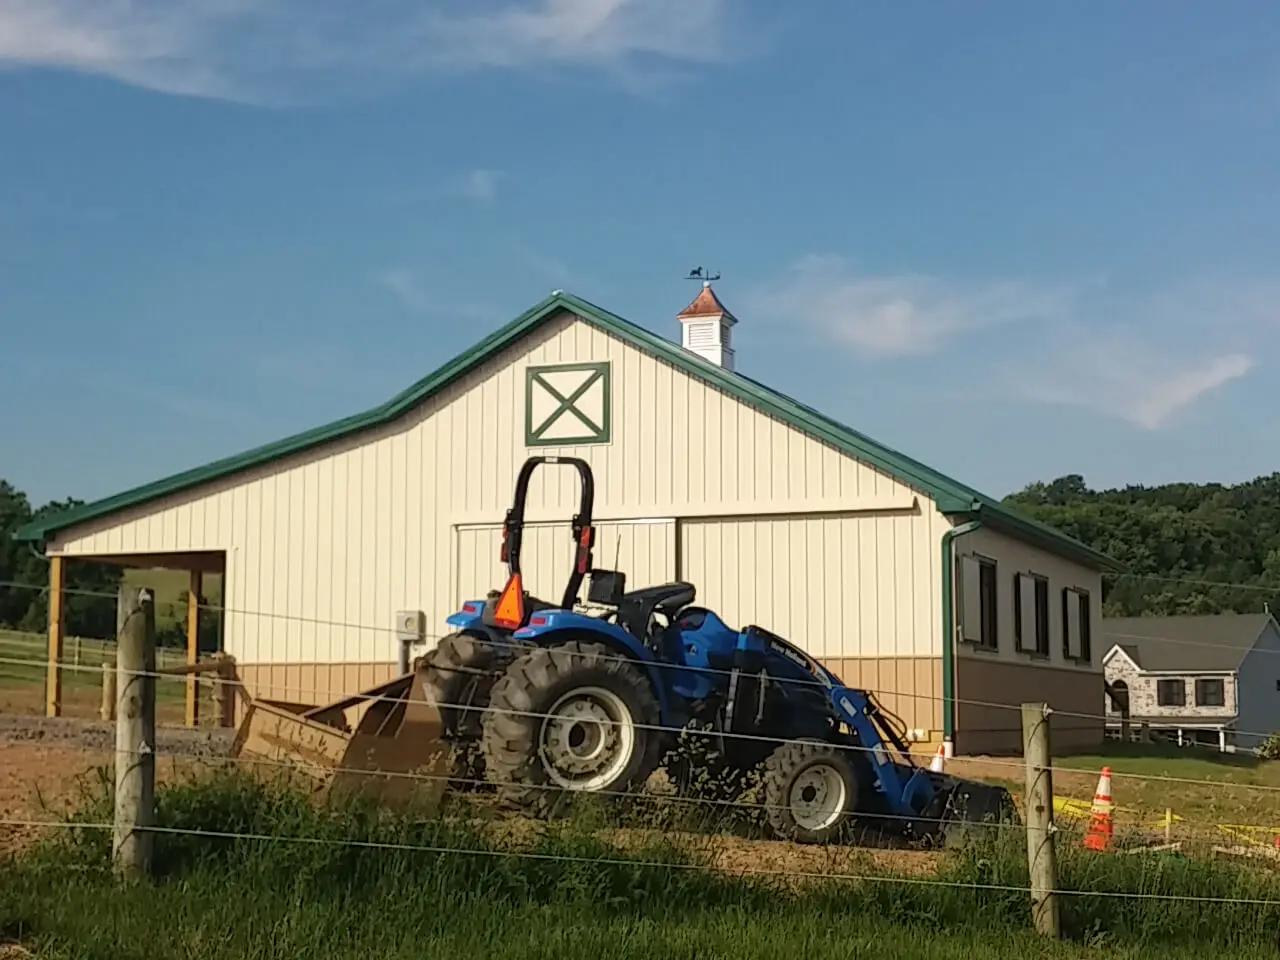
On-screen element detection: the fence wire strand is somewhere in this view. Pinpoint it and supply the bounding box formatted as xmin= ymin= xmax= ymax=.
xmin=3 ymin=651 xmax=1280 ymax=800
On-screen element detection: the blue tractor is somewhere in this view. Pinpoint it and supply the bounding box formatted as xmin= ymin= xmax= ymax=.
xmin=433 ymin=456 xmax=1015 ymax=845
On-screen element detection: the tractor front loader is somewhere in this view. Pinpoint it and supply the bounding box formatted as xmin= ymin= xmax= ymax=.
xmin=231 ymin=672 xmax=454 ymax=805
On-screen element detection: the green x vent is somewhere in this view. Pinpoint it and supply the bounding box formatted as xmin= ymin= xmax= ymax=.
xmin=525 ymin=361 xmax=612 ymax=446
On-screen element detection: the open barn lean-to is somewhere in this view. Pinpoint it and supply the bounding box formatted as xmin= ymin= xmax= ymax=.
xmin=16 ymin=284 xmax=1119 ymax=755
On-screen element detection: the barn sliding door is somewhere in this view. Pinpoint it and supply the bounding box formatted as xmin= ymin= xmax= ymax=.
xmin=453 ymin=519 xmax=676 ymax=606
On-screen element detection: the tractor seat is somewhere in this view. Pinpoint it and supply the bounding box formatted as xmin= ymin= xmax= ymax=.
xmin=615 ymin=581 xmax=696 ymax=645
xmin=621 ymin=581 xmax=696 ymax=617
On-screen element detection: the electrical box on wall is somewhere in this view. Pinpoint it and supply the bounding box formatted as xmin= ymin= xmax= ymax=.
xmin=395 ymin=610 xmax=425 ymax=643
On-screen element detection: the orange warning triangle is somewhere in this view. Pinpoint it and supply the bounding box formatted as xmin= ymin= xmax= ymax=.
xmin=493 ymin=574 xmax=525 ymax=629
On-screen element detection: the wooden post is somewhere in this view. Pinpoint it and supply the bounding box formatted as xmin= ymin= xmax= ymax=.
xmin=185 ymin=571 xmax=202 ymax=728
xmin=45 ymin=555 xmax=65 ymax=718
xmin=100 ymin=658 xmax=117 ymax=722
xmin=1021 ymin=701 xmax=1060 ymax=939
xmin=210 ymin=653 xmax=237 ymax=728
xmin=114 ymin=588 xmax=156 ymax=878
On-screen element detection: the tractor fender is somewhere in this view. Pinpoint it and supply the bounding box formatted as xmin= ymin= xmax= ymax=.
xmin=445 ymin=599 xmax=488 ymax=630
xmin=440 ymin=603 xmax=527 ymax=661
xmin=512 ymin=611 xmax=675 ymax=726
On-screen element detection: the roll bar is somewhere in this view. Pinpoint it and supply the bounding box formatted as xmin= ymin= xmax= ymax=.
xmin=490 ymin=456 xmax=597 ymax=628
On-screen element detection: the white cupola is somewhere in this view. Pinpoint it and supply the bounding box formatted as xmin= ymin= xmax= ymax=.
xmin=677 ymin=280 xmax=738 ymax=371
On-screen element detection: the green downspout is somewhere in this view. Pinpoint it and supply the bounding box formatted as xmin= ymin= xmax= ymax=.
xmin=940 ymin=517 xmax=982 ymax=752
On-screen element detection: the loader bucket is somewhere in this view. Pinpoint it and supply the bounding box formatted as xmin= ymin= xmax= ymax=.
xmin=920 ymin=777 xmax=1019 ymax=848
xmin=231 ymin=667 xmax=455 ymax=806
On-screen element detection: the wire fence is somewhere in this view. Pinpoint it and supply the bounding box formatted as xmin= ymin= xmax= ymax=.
xmin=2 ymin=566 xmax=1280 ymax=766
xmin=3 ymin=571 xmax=1280 ymax=836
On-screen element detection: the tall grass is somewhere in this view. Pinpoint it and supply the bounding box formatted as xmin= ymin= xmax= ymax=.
xmin=3 ymin=769 xmax=1280 ymax=959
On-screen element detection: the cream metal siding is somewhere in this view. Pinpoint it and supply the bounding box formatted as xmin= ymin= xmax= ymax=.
xmin=679 ymin=513 xmax=940 ymax=659
xmin=46 ymin=310 xmax=937 ymax=685
xmin=454 ymin=520 xmax=676 ymax=607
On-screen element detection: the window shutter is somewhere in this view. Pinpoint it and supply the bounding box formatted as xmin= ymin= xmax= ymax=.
xmin=1018 ymin=574 xmax=1037 ymax=651
xmin=1065 ymin=588 xmax=1082 ymax=657
xmin=960 ymin=556 xmax=982 ymax=642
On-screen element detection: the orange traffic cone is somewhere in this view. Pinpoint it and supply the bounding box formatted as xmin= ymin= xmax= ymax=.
xmin=929 ymin=744 xmax=946 ymax=773
xmin=1083 ymin=766 xmax=1114 ymax=851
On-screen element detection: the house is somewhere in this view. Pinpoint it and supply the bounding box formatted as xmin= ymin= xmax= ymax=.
xmin=15 ymin=284 xmax=1117 ymax=755
xmin=1102 ymin=614 xmax=1280 ymax=752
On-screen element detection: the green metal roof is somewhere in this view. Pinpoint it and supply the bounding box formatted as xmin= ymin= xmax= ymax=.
xmin=13 ymin=291 xmax=1119 ymax=570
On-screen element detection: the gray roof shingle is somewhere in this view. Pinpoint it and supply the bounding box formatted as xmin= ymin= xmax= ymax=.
xmin=1102 ymin=614 xmax=1273 ymax=673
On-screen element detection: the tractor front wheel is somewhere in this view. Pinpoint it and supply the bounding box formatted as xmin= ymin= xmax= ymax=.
xmin=762 ymin=740 xmax=861 ymax=844
xmin=481 ymin=640 xmax=663 ymax=812
xmin=417 ymin=631 xmax=527 ymax=788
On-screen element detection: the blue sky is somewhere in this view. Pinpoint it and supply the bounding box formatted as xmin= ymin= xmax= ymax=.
xmin=3 ymin=0 xmax=1280 ymax=508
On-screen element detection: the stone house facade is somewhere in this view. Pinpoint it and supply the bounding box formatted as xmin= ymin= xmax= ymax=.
xmin=1102 ymin=613 xmax=1280 ymax=752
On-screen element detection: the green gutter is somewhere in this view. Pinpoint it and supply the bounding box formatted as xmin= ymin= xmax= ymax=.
xmin=940 ymin=517 xmax=982 ymax=752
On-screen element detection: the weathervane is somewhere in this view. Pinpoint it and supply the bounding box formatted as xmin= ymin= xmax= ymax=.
xmin=684 ymin=266 xmax=721 ymax=283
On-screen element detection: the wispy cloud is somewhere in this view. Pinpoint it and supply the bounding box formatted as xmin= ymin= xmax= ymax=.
xmin=748 ymin=254 xmax=1073 ymax=359
xmin=751 ymin=255 xmax=1275 ymax=430
xmin=462 ymin=169 xmax=503 ymax=205
xmin=1002 ymin=278 xmax=1277 ymax=429
xmin=1010 ymin=333 xmax=1256 ymax=430
xmin=0 ymin=0 xmax=740 ymax=104
xmin=373 ymin=266 xmax=499 ymax=321
xmin=375 ymin=267 xmax=435 ymax=314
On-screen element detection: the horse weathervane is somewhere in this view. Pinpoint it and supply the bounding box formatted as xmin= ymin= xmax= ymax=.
xmin=684 ymin=266 xmax=721 ymax=283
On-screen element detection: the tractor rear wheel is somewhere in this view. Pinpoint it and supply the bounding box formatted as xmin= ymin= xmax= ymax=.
xmin=481 ymin=640 xmax=663 ymax=812
xmin=762 ymin=740 xmax=861 ymax=844
xmin=417 ymin=632 xmax=528 ymax=788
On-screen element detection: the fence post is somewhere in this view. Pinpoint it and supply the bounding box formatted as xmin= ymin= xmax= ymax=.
xmin=210 ymin=652 xmax=237 ymax=728
xmin=45 ymin=555 xmax=65 ymax=718
xmin=1021 ymin=701 xmax=1060 ymax=939
xmin=100 ymin=658 xmax=117 ymax=722
xmin=114 ymin=587 xmax=156 ymax=878
xmin=185 ymin=571 xmax=202 ymax=727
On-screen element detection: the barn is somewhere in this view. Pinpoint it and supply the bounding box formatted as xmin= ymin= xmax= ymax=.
xmin=16 ymin=285 xmax=1117 ymax=755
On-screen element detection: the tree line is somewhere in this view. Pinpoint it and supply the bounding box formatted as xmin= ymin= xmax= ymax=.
xmin=0 ymin=480 xmax=123 ymax=638
xmin=1003 ymin=473 xmax=1280 ymax=617
xmin=6 ymin=472 xmax=1280 ymax=632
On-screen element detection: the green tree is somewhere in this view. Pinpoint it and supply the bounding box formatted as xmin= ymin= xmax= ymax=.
xmin=0 ymin=480 xmax=35 ymax=626
xmin=1004 ymin=472 xmax=1280 ymax=616
xmin=0 ymin=486 xmax=123 ymax=636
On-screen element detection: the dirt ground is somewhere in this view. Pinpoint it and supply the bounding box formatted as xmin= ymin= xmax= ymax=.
xmin=0 ymin=713 xmax=234 ymax=854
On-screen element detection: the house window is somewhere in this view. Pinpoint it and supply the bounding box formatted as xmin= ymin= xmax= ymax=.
xmin=1062 ymin=587 xmax=1092 ymax=662
xmin=1195 ymin=678 xmax=1225 ymax=707
xmin=1014 ymin=572 xmax=1050 ymax=656
xmin=1157 ymin=679 xmax=1186 ymax=707
xmin=959 ymin=555 xmax=999 ymax=649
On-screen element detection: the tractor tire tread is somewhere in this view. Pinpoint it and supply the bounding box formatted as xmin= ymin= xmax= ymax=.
xmin=481 ymin=639 xmax=662 ymax=812
xmin=761 ymin=739 xmax=861 ymax=844
xmin=417 ymin=632 xmax=532 ymax=786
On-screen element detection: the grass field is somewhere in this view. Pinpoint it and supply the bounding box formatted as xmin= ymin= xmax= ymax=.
xmin=0 ymin=629 xmax=218 ymax=726
xmin=4 ymin=770 xmax=1280 ymax=959
xmin=119 ymin=568 xmax=225 ymax=632
xmin=949 ymin=741 xmax=1280 ymax=849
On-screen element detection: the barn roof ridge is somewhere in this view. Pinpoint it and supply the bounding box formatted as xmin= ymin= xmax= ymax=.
xmin=12 ymin=290 xmax=1117 ymax=570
